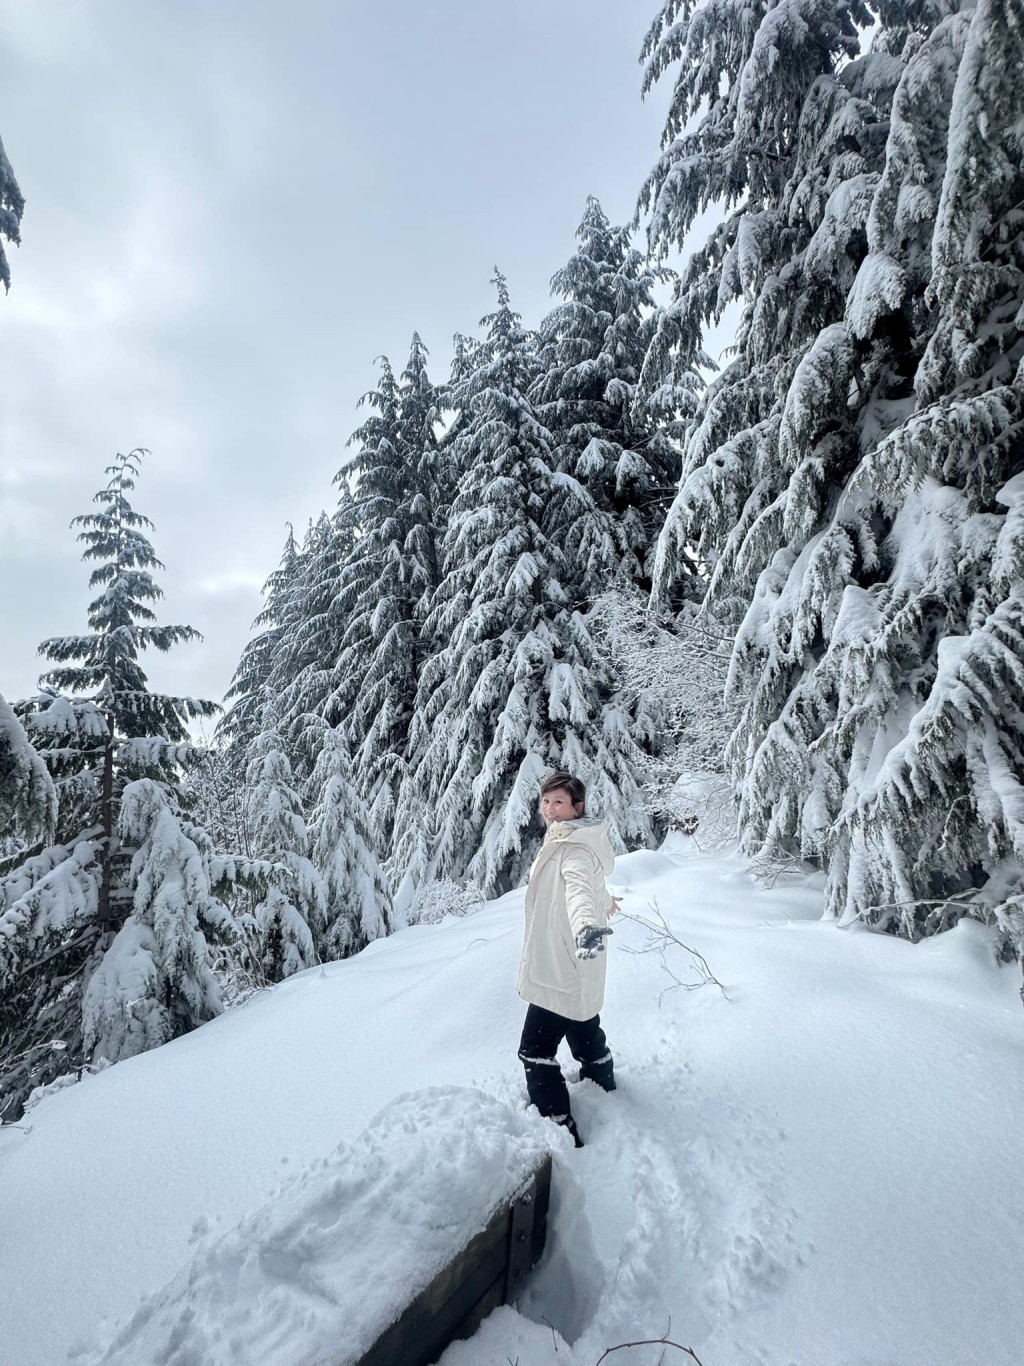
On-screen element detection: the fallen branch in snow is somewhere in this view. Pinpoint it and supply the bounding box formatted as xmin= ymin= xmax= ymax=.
xmin=859 ymin=893 xmax=1024 ymax=1002
xmin=595 ymin=1338 xmax=706 ymax=1365
xmin=861 ymin=895 xmax=983 ymax=917
xmin=618 ymin=902 xmax=729 ymax=1002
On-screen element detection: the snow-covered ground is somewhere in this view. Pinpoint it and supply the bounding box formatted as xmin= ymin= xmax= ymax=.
xmin=2 ymin=835 xmax=1022 ymax=1366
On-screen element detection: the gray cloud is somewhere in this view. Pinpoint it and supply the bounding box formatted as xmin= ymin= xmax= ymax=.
xmin=1 ymin=0 xmax=670 ymax=710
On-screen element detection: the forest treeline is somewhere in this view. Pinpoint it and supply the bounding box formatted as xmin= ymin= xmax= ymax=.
xmin=2 ymin=0 xmax=1022 ymax=1119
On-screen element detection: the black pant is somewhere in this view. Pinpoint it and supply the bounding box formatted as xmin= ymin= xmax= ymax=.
xmin=517 ymin=1004 xmax=615 ymax=1122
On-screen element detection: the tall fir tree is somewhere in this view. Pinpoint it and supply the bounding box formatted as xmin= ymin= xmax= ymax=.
xmin=329 ymin=340 xmax=446 ymax=853
xmin=533 ymin=195 xmax=692 ymax=597
xmin=219 ymin=525 xmax=305 ymax=759
xmin=218 ymin=500 xmax=359 ymax=797
xmin=640 ymin=0 xmax=1024 ymax=954
xmin=397 ymin=273 xmax=657 ymax=901
xmin=277 ymin=503 xmax=364 ymax=777
xmin=813 ymin=0 xmax=1024 ymax=948
xmin=308 ymin=727 xmax=392 ymax=956
xmin=0 ymin=451 xmax=233 ymax=1118
xmin=244 ymin=714 xmax=325 ymax=981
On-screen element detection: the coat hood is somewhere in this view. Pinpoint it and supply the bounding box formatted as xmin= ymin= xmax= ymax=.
xmin=543 ymin=817 xmax=615 ymax=874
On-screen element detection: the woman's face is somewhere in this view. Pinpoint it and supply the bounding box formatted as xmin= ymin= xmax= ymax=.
xmin=540 ymin=787 xmax=584 ymax=826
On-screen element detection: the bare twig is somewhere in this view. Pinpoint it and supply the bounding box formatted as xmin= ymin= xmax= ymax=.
xmin=747 ymin=845 xmax=813 ymax=889
xmin=619 ymin=902 xmax=729 ymax=1002
xmin=595 ymin=1339 xmax=705 ymax=1365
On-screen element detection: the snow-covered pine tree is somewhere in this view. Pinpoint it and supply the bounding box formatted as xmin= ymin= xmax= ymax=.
xmin=273 ymin=504 xmax=365 ymax=777
xmin=329 ymin=340 xmax=446 ymax=853
xmin=0 ymin=130 xmax=24 ymax=292
xmin=307 ymin=726 xmax=391 ymax=957
xmin=0 ymin=693 xmax=55 ymax=850
xmin=398 ymin=272 xmax=656 ymax=900
xmin=325 ymin=355 xmax=402 ymax=769
xmin=813 ymin=0 xmax=1024 ymax=950
xmin=244 ymin=714 xmax=325 ymax=981
xmin=81 ymin=779 xmax=236 ymax=1063
xmin=533 ymin=195 xmax=692 ymax=597
xmin=643 ymin=0 xmax=885 ymax=619
xmin=218 ymin=501 xmax=359 ymax=802
xmin=219 ymin=525 xmax=304 ymax=758
xmin=641 ymin=0 xmax=1024 ymax=955
xmin=0 ymin=450 xmax=230 ymax=1118
xmin=183 ymin=741 xmax=254 ymax=866
xmin=398 ymin=332 xmax=450 ymax=602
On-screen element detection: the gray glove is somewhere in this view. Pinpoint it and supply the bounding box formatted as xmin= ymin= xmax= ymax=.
xmin=575 ymin=925 xmax=613 ymax=960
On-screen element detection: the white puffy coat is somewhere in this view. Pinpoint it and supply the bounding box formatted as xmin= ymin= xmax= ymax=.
xmin=517 ymin=817 xmax=615 ymax=1021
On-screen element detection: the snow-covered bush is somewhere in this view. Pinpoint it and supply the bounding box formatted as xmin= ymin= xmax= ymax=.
xmin=406 ymin=879 xmax=485 ymax=926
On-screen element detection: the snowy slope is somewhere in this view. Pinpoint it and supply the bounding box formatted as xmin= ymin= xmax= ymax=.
xmin=1 ymin=837 xmax=1021 ymax=1366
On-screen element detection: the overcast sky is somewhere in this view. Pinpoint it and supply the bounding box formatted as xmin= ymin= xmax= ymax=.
xmin=1 ymin=0 xmax=677 ymax=715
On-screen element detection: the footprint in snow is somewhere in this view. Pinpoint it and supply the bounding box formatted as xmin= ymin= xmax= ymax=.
xmin=533 ymin=1060 xmax=807 ymax=1351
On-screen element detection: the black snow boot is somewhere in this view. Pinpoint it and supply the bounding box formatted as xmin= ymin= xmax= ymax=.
xmin=559 ymin=1115 xmax=584 ymax=1148
xmin=578 ymin=1055 xmax=616 ymax=1092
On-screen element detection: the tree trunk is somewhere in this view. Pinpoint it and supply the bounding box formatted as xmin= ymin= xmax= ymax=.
xmin=98 ymin=708 xmax=116 ymax=927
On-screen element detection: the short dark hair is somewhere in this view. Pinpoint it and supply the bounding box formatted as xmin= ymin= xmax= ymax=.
xmin=540 ymin=770 xmax=586 ymax=813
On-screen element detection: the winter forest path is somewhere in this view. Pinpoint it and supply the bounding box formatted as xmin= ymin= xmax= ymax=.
xmin=1 ymin=840 xmax=1022 ymax=1366
xmin=447 ymin=837 xmax=1024 ymax=1365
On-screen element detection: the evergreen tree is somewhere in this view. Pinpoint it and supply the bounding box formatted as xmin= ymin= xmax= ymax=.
xmin=245 ymin=717 xmax=325 ymax=981
xmin=643 ymin=0 xmax=884 ymax=617
xmin=219 ymin=502 xmax=358 ymax=792
xmin=533 ymin=196 xmax=692 ymax=597
xmin=219 ymin=338 xmax=445 ymax=913
xmin=82 ymin=780 xmax=234 ymax=1062
xmin=308 ymin=727 xmax=391 ymax=957
xmin=329 ymin=342 xmax=445 ymax=852
xmin=274 ymin=503 xmax=362 ymax=777
xmin=814 ymin=0 xmax=1024 ymax=948
xmin=398 ymin=333 xmax=449 ymax=604
xmin=0 ymin=131 xmax=24 ymax=293
xmin=640 ymin=0 xmax=1024 ymax=953
xmin=398 ymin=273 xmax=656 ymax=899
xmin=0 ymin=450 xmax=229 ymax=1118
xmin=218 ymin=525 xmax=304 ymax=758
xmin=0 ymin=693 xmax=55 ymax=849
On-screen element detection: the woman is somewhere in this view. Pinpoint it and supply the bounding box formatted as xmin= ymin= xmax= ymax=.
xmin=517 ymin=770 xmax=619 ymax=1147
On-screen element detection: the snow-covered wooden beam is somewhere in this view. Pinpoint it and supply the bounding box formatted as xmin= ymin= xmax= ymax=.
xmin=356 ymin=1152 xmax=551 ymax=1366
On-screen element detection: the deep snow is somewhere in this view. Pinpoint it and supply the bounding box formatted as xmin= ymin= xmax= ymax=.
xmin=1 ymin=835 xmax=1022 ymax=1366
